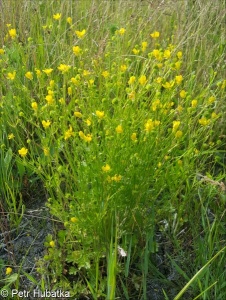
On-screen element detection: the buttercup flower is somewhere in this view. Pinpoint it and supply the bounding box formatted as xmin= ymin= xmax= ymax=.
xmin=118 ymin=28 xmax=126 ymax=35
xmin=128 ymin=76 xmax=136 ymax=85
xmin=139 ymin=75 xmax=147 ymax=85
xmin=7 ymin=71 xmax=16 ymax=80
xmin=8 ymin=133 xmax=15 ymax=140
xmin=53 ymin=13 xmax=61 ymax=20
xmin=177 ymin=51 xmax=183 ymax=59
xmin=141 ymin=41 xmax=148 ymax=52
xmin=42 ymin=120 xmax=51 ymax=129
xmin=191 ymin=99 xmax=198 ymax=108
xmin=73 ymin=46 xmax=82 ymax=56
xmin=58 ymin=64 xmax=71 ymax=73
xmin=199 ymin=117 xmax=210 ymax=126
xmin=175 ymin=75 xmax=183 ymax=84
xmin=31 ymin=102 xmax=38 ymax=110
xmin=131 ymin=133 xmax=137 ymax=141
xmin=64 ymin=126 xmax=74 ymax=140
xmin=102 ymin=71 xmax=109 ymax=78
xmin=25 ymin=71 xmax=33 ymax=80
xmin=96 ymin=110 xmax=105 ymax=119
xmin=163 ymin=49 xmax=171 ymax=59
xmin=0 ymin=48 xmax=5 ymax=55
xmin=175 ymin=130 xmax=183 ymax=138
xmin=172 ymin=121 xmax=181 ymax=132
xmin=102 ymin=164 xmax=111 ymax=172
xmin=43 ymin=68 xmax=53 ymax=75
xmin=75 ymin=29 xmax=86 ymax=39
xmin=79 ymin=131 xmax=92 ymax=142
xmin=67 ymin=17 xmax=72 ymax=25
xmin=45 ymin=94 xmax=54 ymax=105
xmin=6 ymin=267 xmax=12 ymax=275
xmin=150 ymin=31 xmax=160 ymax=38
xmin=116 ymin=125 xmax=123 ymax=133
xmin=18 ymin=147 xmax=28 ymax=158
xmin=49 ymin=241 xmax=55 ymax=247
xmin=180 ymin=90 xmax=187 ymax=98
xmin=132 ymin=48 xmax=140 ymax=55
xmin=74 ymin=111 xmax=83 ymax=118
xmin=9 ymin=28 xmax=17 ymax=39
xmin=43 ymin=147 xmax=49 ymax=156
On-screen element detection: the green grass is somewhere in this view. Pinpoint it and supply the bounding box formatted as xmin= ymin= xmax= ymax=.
xmin=0 ymin=0 xmax=225 ymax=299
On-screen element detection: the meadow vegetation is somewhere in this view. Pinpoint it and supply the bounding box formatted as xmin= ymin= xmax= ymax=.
xmin=0 ymin=0 xmax=225 ymax=299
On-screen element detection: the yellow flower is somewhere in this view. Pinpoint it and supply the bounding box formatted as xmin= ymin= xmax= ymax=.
xmin=175 ymin=75 xmax=183 ymax=84
xmin=58 ymin=64 xmax=71 ymax=73
xmin=25 ymin=71 xmax=33 ymax=80
xmin=102 ymin=70 xmax=109 ymax=78
xmin=8 ymin=133 xmax=15 ymax=140
xmin=59 ymin=98 xmax=65 ymax=104
xmin=43 ymin=147 xmax=49 ymax=156
xmin=68 ymin=86 xmax=72 ymax=95
xmin=18 ymin=147 xmax=28 ymax=158
xmin=71 ymin=217 xmax=78 ymax=223
xmin=53 ymin=13 xmax=61 ymax=20
xmin=118 ymin=28 xmax=126 ymax=35
xmin=141 ymin=41 xmax=148 ymax=52
xmin=86 ymin=119 xmax=91 ymax=126
xmin=163 ymin=49 xmax=171 ymax=59
xmin=111 ymin=174 xmax=122 ymax=182
xmin=156 ymin=77 xmax=162 ymax=84
xmin=64 ymin=126 xmax=74 ymax=140
xmin=88 ymin=79 xmax=94 ymax=86
xmin=120 ymin=64 xmax=127 ymax=72
xmin=9 ymin=28 xmax=17 ymax=39
xmin=43 ymin=68 xmax=53 ymax=75
xmin=83 ymin=70 xmax=91 ymax=76
xmin=31 ymin=102 xmax=38 ymax=110
xmin=150 ymin=31 xmax=160 ymax=38
xmin=191 ymin=99 xmax=198 ymax=108
xmin=211 ymin=112 xmax=218 ymax=119
xmin=128 ymin=76 xmax=136 ymax=85
xmin=116 ymin=125 xmax=123 ymax=133
xmin=131 ymin=132 xmax=137 ymax=141
xmin=7 ymin=71 xmax=16 ymax=80
xmin=172 ymin=120 xmax=180 ymax=132
xmin=74 ymin=111 xmax=83 ymax=118
xmin=67 ymin=17 xmax=72 ymax=25
xmin=180 ymin=90 xmax=187 ymax=98
xmin=151 ymin=49 xmax=162 ymax=60
xmin=6 ymin=267 xmax=12 ymax=275
xmin=208 ymin=96 xmax=215 ymax=104
xmin=0 ymin=48 xmax=5 ymax=55
xmin=102 ymin=164 xmax=111 ymax=172
xmin=79 ymin=131 xmax=92 ymax=142
xmin=175 ymin=130 xmax=183 ymax=138
xmin=162 ymin=81 xmax=174 ymax=89
xmin=35 ymin=69 xmax=42 ymax=77
xmin=174 ymin=61 xmax=181 ymax=70
xmin=73 ymin=45 xmax=82 ymax=56
xmin=96 ymin=110 xmax=105 ymax=119
xmin=132 ymin=48 xmax=140 ymax=55
xmin=75 ymin=29 xmax=86 ymax=39
xmin=145 ymin=119 xmax=154 ymax=132
xmin=139 ymin=75 xmax=147 ymax=85
xmin=49 ymin=241 xmax=55 ymax=247
xmin=45 ymin=94 xmax=54 ymax=105
xmin=42 ymin=120 xmax=51 ymax=129
xmin=177 ymin=51 xmax=183 ymax=59
xmin=199 ymin=117 xmax=210 ymax=126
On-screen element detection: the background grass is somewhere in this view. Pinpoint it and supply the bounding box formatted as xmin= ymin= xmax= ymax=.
xmin=0 ymin=0 xmax=225 ymax=299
